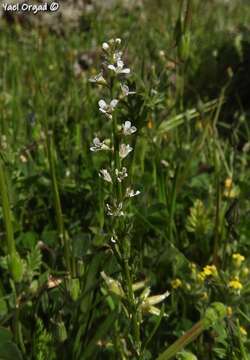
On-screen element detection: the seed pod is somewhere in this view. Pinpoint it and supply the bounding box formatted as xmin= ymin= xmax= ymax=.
xmin=101 ymin=271 xmax=124 ymax=298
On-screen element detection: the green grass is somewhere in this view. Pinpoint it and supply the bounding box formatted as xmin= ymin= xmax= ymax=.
xmin=0 ymin=0 xmax=250 ymax=359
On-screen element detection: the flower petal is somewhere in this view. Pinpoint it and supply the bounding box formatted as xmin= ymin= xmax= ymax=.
xmin=108 ymin=65 xmax=116 ymax=71
xmin=110 ymin=99 xmax=118 ymax=108
xmin=98 ymin=99 xmax=107 ymax=109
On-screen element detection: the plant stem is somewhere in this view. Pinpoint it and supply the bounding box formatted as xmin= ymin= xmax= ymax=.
xmin=124 ymin=259 xmax=141 ymax=357
xmin=46 ymin=134 xmax=71 ymax=274
xmin=0 ymin=157 xmax=16 ymax=257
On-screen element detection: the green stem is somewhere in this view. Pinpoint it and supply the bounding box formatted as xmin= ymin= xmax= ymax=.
xmin=213 ymin=174 xmax=221 ymax=266
xmin=0 ymin=160 xmax=23 ymax=350
xmin=46 ymin=134 xmax=71 ymax=274
xmin=124 ymin=259 xmax=141 ymax=357
xmin=157 ymin=320 xmax=204 ymax=360
xmin=0 ymin=158 xmax=16 ymax=257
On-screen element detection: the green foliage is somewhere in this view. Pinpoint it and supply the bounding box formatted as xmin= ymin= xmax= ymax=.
xmin=0 ymin=0 xmax=250 ymax=358
xmin=186 ymin=199 xmax=212 ymax=235
xmin=33 ymin=318 xmax=56 ymax=360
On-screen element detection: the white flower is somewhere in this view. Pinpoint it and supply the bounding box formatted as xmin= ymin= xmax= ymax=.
xmin=115 ymin=167 xmax=128 ymax=182
xmin=119 ymin=144 xmax=133 ymax=159
xmin=108 ymin=60 xmax=130 ymax=75
xmin=106 ymin=202 xmax=124 ymax=217
xmin=99 ymin=169 xmax=112 ymax=183
xmin=111 ymin=236 xmax=116 ymax=243
xmin=115 ymin=38 xmax=121 ymax=45
xmin=122 ymin=121 xmax=137 ymax=136
xmin=89 ymin=72 xmax=106 ymax=85
xmin=121 ymin=84 xmax=136 ymax=97
xmin=125 ymin=188 xmax=140 ymax=198
xmin=113 ymin=51 xmax=123 ymax=62
xmin=98 ymin=99 xmax=118 ymax=119
xmin=102 ymin=42 xmax=110 ymax=51
xmin=90 ymin=137 xmax=109 ymax=152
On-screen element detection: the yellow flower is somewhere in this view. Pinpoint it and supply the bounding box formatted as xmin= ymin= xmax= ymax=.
xmin=226 ymin=306 xmax=233 ymax=317
xmin=228 ymin=277 xmax=243 ymax=291
xmin=171 ymin=278 xmax=182 ymax=289
xmin=147 ymin=117 xmax=153 ymax=129
xmin=200 ymin=291 xmax=208 ymax=300
xmin=203 ymin=265 xmax=218 ymax=277
xmin=197 ymin=272 xmax=205 ymax=282
xmin=223 ymin=185 xmax=240 ymax=199
xmin=224 ymin=177 xmax=233 ymax=190
xmin=240 ymin=326 xmax=247 ymax=337
xmin=232 ymin=253 xmax=245 ymax=267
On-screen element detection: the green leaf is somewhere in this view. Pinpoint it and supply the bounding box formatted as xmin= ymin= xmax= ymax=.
xmin=0 ymin=341 xmax=23 ymax=360
xmin=0 ymin=327 xmax=12 ymax=343
xmin=81 ymin=312 xmax=117 ymax=359
xmin=26 ymin=246 xmax=42 ymax=278
xmin=17 ymin=232 xmax=38 ymax=249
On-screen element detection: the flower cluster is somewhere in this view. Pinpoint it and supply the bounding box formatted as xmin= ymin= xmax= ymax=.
xmin=89 ymin=38 xmax=139 ymax=220
xmin=198 ymin=265 xmax=218 ymax=282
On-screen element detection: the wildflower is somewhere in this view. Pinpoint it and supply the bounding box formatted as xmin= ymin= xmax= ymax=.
xmin=119 ymin=144 xmax=133 ymax=159
xmin=226 ymin=306 xmax=233 ymax=317
xmin=228 ymin=277 xmax=243 ymax=291
xmin=99 ymin=169 xmax=112 ymax=183
xmin=115 ymin=38 xmax=121 ymax=45
xmin=198 ymin=265 xmax=218 ymax=282
xmin=171 ymin=278 xmax=182 ymax=289
xmin=120 ymin=84 xmax=136 ymax=97
xmin=101 ymin=271 xmax=125 ymax=298
xmin=115 ymin=167 xmax=128 ymax=182
xmin=197 ymin=273 xmax=205 ymax=282
xmin=122 ymin=121 xmax=137 ymax=136
xmin=147 ymin=117 xmax=153 ymax=129
xmin=90 ymin=137 xmax=110 ymax=152
xmin=108 ymin=60 xmax=130 ymax=75
xmin=240 ymin=326 xmax=247 ymax=337
xmin=113 ymin=51 xmax=123 ymax=62
xmin=89 ymin=72 xmax=107 ymax=85
xmin=20 ymin=154 xmax=28 ymax=163
xmin=140 ymin=289 xmax=170 ymax=316
xmin=225 ymin=177 xmax=233 ymax=190
xmin=232 ymin=253 xmax=245 ymax=267
xmin=98 ymin=99 xmax=118 ymax=119
xmin=200 ymin=291 xmax=208 ymax=301
xmin=102 ymin=42 xmax=110 ymax=51
xmin=125 ymin=188 xmax=140 ymax=198
xmin=223 ymin=178 xmax=240 ymax=198
xmin=106 ymin=202 xmax=124 ymax=217
xmin=159 ymin=50 xmax=165 ymax=58
xmin=132 ymin=279 xmax=148 ymax=292
xmin=203 ymin=265 xmax=218 ymax=277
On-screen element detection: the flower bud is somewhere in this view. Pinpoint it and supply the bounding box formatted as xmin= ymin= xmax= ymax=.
xmin=101 ymin=271 xmax=124 ymax=298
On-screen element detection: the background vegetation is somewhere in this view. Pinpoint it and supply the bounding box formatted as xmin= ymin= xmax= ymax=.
xmin=0 ymin=0 xmax=250 ymax=358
